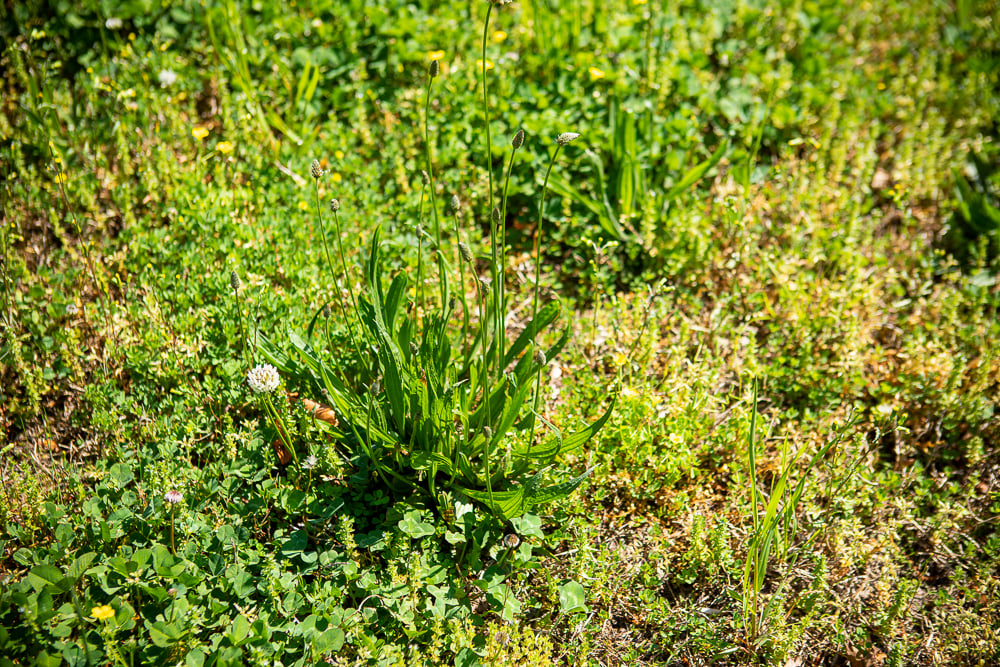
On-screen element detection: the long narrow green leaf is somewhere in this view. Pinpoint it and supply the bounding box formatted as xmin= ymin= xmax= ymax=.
xmin=503 ymin=300 xmax=561 ymax=368
xmin=664 ymin=141 xmax=729 ymax=202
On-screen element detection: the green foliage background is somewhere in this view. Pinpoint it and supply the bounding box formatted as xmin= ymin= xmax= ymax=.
xmin=1 ymin=0 xmax=999 ymax=664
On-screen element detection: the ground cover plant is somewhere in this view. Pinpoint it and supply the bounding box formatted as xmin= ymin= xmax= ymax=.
xmin=2 ymin=0 xmax=999 ymax=664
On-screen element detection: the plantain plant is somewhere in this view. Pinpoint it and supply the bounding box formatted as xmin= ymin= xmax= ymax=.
xmin=250 ymin=1 xmax=613 ymax=522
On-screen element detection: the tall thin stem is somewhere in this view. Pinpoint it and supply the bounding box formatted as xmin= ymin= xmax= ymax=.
xmin=453 ymin=207 xmax=471 ymax=362
xmin=314 ymin=183 xmax=361 ymax=361
xmin=527 ymin=139 xmax=567 ymax=448
xmin=423 ymin=64 xmax=445 ymax=308
xmin=481 ymin=2 xmax=498 ymax=383
xmin=531 ymin=145 xmax=562 ymax=338
xmin=474 ymin=274 xmax=494 ymax=508
xmin=497 ymin=136 xmax=521 ymax=368
xmin=331 ymin=206 xmax=359 ymax=317
xmin=482 ymin=3 xmax=497 ymax=242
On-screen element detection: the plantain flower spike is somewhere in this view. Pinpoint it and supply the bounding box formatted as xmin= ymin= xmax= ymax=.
xmin=429 ymin=59 xmax=440 ymax=78
xmin=556 ymin=132 xmax=581 ymax=146
xmin=230 ymin=270 xmax=241 ymax=291
xmin=459 ymin=242 xmax=473 ymax=264
xmin=330 ymin=198 xmax=341 ymax=212
xmin=310 ymin=159 xmax=324 ymax=179
xmin=512 ymin=128 xmax=525 ymax=149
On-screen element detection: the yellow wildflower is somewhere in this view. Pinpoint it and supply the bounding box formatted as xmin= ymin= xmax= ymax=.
xmin=476 ymin=59 xmax=495 ymax=71
xmin=493 ymin=30 xmax=508 ymax=43
xmin=216 ymin=141 xmax=234 ymax=154
xmin=334 ymin=150 xmax=345 ymax=160
xmin=428 ymin=50 xmax=445 ymax=61
xmin=668 ymin=433 xmax=684 ymax=446
xmin=53 ymin=173 xmax=67 ymax=184
xmin=589 ymin=67 xmax=605 ymax=81
xmin=192 ymin=126 xmax=210 ymax=141
xmin=297 ymin=201 xmax=309 ymax=211
xmin=331 ymin=173 xmax=342 ymax=183
xmin=91 ymin=605 xmax=115 ymax=621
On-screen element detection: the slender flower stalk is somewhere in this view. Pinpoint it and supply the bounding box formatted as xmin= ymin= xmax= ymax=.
xmin=230 ymin=270 xmax=250 ymax=366
xmin=423 ymin=62 xmax=446 ymax=307
xmin=527 ymin=132 xmax=579 ymax=446
xmin=165 ymin=490 xmax=183 ymax=555
xmin=451 ymin=196 xmax=471 ymax=361
xmin=496 ymin=128 xmax=524 ymax=368
xmin=248 ymin=363 xmax=299 ymax=468
xmin=416 ymin=221 xmax=425 ymax=328
xmin=481 ymin=0 xmax=497 ymax=296
xmin=312 ymin=168 xmax=361 ymax=362
xmin=329 ymin=200 xmax=359 ymax=321
xmin=474 ymin=273 xmax=496 ymax=509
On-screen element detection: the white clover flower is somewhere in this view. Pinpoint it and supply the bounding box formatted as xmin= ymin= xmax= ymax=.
xmin=302 ymin=455 xmax=318 ymax=470
xmin=158 ymin=69 xmax=177 ymax=87
xmin=164 ymin=490 xmax=184 ymax=505
xmin=247 ymin=364 xmax=280 ymax=394
xmin=105 ymin=17 xmax=123 ymax=30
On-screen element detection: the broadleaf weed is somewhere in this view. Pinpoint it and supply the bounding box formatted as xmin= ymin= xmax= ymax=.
xmin=247 ymin=6 xmax=613 ymax=528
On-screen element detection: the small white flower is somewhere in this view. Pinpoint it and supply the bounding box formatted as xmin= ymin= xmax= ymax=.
xmin=247 ymin=364 xmax=280 ymax=394
xmin=556 ymin=132 xmax=581 ymax=146
xmin=105 ymin=17 xmax=123 ymax=30
xmin=158 ymin=69 xmax=178 ymax=87
xmin=164 ymin=490 xmax=184 ymax=505
xmin=302 ymin=455 xmax=318 ymax=470
xmin=876 ymin=403 xmax=894 ymax=417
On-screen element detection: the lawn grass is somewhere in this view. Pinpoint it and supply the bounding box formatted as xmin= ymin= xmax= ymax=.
xmin=2 ymin=0 xmax=999 ymax=664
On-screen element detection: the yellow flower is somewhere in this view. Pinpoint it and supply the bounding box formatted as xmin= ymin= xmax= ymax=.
xmin=331 ymin=173 xmax=342 ymax=183
xmin=612 ymin=352 xmax=628 ymax=367
xmin=589 ymin=67 xmax=605 ymax=81
xmin=633 ymin=0 xmax=648 ymax=4
xmin=668 ymin=433 xmax=684 ymax=446
xmin=53 ymin=173 xmax=67 ymax=184
xmin=334 ymin=150 xmax=345 ymax=160
xmin=216 ymin=141 xmax=234 ymax=154
xmin=297 ymin=201 xmax=309 ymax=211
xmin=476 ymin=59 xmax=494 ymax=71
xmin=192 ymin=126 xmax=210 ymax=141
xmin=493 ymin=30 xmax=508 ymax=43
xmin=91 ymin=605 xmax=115 ymax=621
xmin=428 ymin=50 xmax=445 ymax=61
